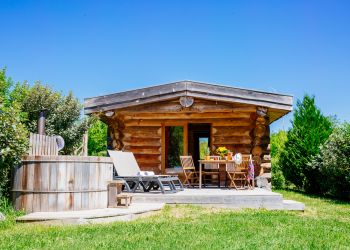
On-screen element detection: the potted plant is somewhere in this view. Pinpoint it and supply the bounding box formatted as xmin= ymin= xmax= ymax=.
xmin=205 ymin=147 xmax=211 ymax=160
xmin=215 ymin=146 xmax=229 ymax=160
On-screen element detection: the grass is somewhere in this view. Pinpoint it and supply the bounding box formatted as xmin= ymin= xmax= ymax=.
xmin=0 ymin=197 xmax=24 ymax=230
xmin=0 ymin=190 xmax=349 ymax=250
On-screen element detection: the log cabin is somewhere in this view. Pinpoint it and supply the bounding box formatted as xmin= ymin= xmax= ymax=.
xmin=84 ymin=81 xmax=292 ymax=180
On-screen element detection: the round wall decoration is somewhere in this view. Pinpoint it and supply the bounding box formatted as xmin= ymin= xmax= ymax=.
xmin=179 ymin=96 xmax=194 ymax=108
xmin=257 ymin=107 xmax=268 ymax=117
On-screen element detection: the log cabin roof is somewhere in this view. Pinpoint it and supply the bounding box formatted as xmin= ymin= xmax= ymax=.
xmin=84 ymin=80 xmax=293 ymax=120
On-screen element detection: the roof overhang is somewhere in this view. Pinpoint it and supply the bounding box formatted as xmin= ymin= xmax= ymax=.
xmin=84 ymin=81 xmax=293 ymax=121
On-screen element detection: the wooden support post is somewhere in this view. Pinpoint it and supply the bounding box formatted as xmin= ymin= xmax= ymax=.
xmin=183 ymin=123 xmax=188 ymax=156
xmin=161 ymin=123 xmax=166 ymax=174
xmin=210 ymin=124 xmax=214 ymax=153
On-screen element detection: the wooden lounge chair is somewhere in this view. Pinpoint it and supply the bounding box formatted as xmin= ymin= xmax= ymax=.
xmin=226 ymin=155 xmax=250 ymax=190
xmin=180 ymin=156 xmax=200 ymax=187
xmin=203 ymin=156 xmax=220 ymax=187
xmin=108 ymin=150 xmax=183 ymax=194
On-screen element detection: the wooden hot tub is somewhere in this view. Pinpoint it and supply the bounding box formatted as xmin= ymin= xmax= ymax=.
xmin=12 ymin=156 xmax=113 ymax=213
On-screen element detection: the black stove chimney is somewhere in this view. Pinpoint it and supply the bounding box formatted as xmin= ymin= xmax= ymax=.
xmin=37 ymin=109 xmax=47 ymax=135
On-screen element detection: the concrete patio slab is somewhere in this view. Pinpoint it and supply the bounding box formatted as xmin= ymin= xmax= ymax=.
xmin=17 ymin=203 xmax=165 ymax=225
xmin=133 ymin=188 xmax=304 ymax=211
xmin=16 ymin=189 xmax=304 ymax=225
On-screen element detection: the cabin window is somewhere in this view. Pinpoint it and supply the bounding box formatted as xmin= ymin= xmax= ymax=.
xmin=165 ymin=126 xmax=183 ymax=168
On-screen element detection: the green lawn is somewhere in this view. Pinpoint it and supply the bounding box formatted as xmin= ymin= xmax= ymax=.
xmin=1 ymin=190 xmax=349 ymax=250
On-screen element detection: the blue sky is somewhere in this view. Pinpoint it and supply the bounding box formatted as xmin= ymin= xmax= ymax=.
xmin=1 ymin=0 xmax=349 ymax=132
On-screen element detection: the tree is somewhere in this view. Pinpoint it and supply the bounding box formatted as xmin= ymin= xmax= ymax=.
xmin=88 ymin=119 xmax=107 ymax=156
xmin=1 ymin=68 xmax=92 ymax=155
xmin=270 ymin=130 xmax=287 ymax=189
xmin=17 ymin=83 xmax=91 ymax=155
xmin=0 ymin=68 xmax=91 ymax=197
xmin=280 ymin=95 xmax=333 ymax=193
xmin=310 ymin=123 xmax=350 ymax=199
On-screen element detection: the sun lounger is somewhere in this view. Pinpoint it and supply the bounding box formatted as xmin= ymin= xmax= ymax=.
xmin=108 ymin=150 xmax=183 ymax=194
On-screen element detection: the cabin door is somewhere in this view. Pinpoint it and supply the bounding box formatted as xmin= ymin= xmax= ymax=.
xmin=188 ymin=124 xmax=211 ymax=168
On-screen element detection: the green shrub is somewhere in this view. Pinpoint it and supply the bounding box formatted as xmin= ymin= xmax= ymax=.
xmin=270 ymin=131 xmax=287 ymax=189
xmin=0 ymin=105 xmax=28 ymax=197
xmin=88 ymin=119 xmax=107 ymax=156
xmin=310 ymin=123 xmax=350 ymax=199
xmin=271 ymin=169 xmax=286 ymax=189
xmin=280 ymin=95 xmax=333 ymax=193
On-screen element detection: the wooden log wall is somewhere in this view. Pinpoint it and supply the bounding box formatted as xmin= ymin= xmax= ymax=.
xmin=12 ymin=156 xmax=113 ymax=213
xmin=105 ymin=98 xmax=271 ymax=175
xmin=211 ymin=125 xmax=254 ymax=155
xmin=123 ymin=125 xmax=162 ymax=172
xmin=107 ymin=115 xmax=162 ymax=173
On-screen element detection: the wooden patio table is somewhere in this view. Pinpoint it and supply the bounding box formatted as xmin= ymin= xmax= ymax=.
xmin=198 ymin=160 xmax=236 ymax=189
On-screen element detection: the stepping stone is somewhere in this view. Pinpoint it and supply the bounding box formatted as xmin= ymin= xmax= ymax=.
xmin=16 ymin=203 xmax=165 ymax=225
xmin=0 ymin=212 xmax=5 ymax=221
xmin=283 ymin=200 xmax=305 ymax=211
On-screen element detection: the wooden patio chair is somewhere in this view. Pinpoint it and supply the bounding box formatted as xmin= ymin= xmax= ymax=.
xmin=226 ymin=155 xmax=250 ymax=190
xmin=203 ymin=156 xmax=220 ymax=188
xmin=180 ymin=156 xmax=200 ymax=187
